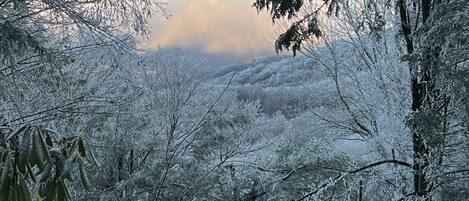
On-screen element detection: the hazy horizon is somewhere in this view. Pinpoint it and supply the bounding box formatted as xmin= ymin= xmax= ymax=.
xmin=140 ymin=0 xmax=278 ymax=66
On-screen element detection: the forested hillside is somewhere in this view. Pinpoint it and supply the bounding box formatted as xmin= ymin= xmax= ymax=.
xmin=1 ymin=0 xmax=468 ymax=200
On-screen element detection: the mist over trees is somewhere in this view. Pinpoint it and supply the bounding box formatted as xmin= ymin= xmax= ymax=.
xmin=1 ymin=0 xmax=468 ymax=200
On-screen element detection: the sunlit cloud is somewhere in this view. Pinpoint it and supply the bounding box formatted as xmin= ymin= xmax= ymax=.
xmin=144 ymin=0 xmax=275 ymax=55
xmin=204 ymin=0 xmax=219 ymax=6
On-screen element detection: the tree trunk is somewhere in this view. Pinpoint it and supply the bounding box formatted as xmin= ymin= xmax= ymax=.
xmin=399 ymin=0 xmax=436 ymax=197
xmin=358 ymin=180 xmax=363 ymax=201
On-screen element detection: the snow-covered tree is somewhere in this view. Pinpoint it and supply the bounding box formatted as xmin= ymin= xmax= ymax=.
xmin=0 ymin=0 xmax=165 ymax=200
xmin=255 ymin=0 xmax=469 ymax=199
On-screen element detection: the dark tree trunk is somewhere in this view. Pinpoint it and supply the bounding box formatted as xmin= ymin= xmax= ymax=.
xmin=398 ymin=0 xmax=437 ymax=197
xmin=412 ymin=129 xmax=429 ymax=196
xmin=358 ymin=180 xmax=363 ymax=201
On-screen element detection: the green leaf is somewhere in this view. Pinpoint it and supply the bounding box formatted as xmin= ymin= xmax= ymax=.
xmin=35 ymin=192 xmax=42 ymax=201
xmin=0 ymin=158 xmax=12 ymax=201
xmin=27 ymin=163 xmax=36 ymax=183
xmin=12 ymin=185 xmax=19 ymax=201
xmin=77 ymin=138 xmax=86 ymax=158
xmin=39 ymin=163 xmax=52 ymax=183
xmin=68 ymin=140 xmax=77 ymax=158
xmin=19 ymin=177 xmax=32 ymax=201
xmin=44 ymin=133 xmax=53 ymax=147
xmin=43 ymin=179 xmax=57 ymax=201
xmin=0 ymin=150 xmax=9 ymax=162
xmin=0 ymin=157 xmax=11 ymax=186
xmin=19 ymin=127 xmax=32 ymax=173
xmin=6 ymin=125 xmax=29 ymax=141
xmin=30 ymin=131 xmax=45 ymax=170
xmin=37 ymin=132 xmax=51 ymax=162
xmin=89 ymin=147 xmax=100 ymax=168
xmin=56 ymin=179 xmax=70 ymax=201
xmin=78 ymin=159 xmax=91 ymax=190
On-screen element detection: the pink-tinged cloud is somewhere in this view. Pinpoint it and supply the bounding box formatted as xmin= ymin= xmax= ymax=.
xmin=144 ymin=0 xmax=275 ymax=55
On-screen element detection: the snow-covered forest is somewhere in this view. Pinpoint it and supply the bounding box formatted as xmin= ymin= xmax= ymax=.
xmin=1 ymin=0 xmax=468 ymax=200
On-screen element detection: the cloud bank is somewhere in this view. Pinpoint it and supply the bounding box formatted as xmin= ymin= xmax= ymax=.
xmin=144 ymin=0 xmax=275 ymax=55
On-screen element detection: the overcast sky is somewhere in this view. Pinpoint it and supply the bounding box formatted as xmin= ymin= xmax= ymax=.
xmin=141 ymin=0 xmax=277 ymax=65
